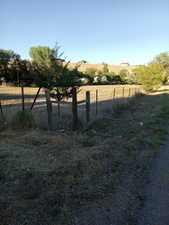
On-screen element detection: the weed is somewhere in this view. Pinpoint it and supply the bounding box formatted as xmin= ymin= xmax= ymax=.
xmin=11 ymin=110 xmax=36 ymax=129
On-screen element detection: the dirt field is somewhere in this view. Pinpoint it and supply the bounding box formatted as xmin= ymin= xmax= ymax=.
xmin=0 ymin=85 xmax=142 ymax=129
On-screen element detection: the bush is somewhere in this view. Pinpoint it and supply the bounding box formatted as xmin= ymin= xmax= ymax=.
xmin=11 ymin=110 xmax=36 ymax=129
xmin=118 ymin=69 xmax=129 ymax=83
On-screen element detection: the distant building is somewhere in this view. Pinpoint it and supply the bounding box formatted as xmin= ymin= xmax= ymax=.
xmin=120 ymin=62 xmax=130 ymax=66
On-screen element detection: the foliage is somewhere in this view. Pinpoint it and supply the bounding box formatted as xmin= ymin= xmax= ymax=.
xmin=0 ymin=49 xmax=34 ymax=86
xmin=30 ymin=45 xmax=84 ymax=102
xmin=150 ymin=52 xmax=169 ymax=84
xmin=29 ymin=46 xmax=62 ymax=89
xmin=0 ymin=49 xmax=20 ymax=82
xmin=102 ymin=63 xmax=109 ymax=74
xmin=11 ymin=111 xmax=36 ymax=129
xmin=151 ymin=52 xmax=169 ymax=65
xmin=106 ymin=72 xmax=116 ymax=82
xmin=30 ymin=46 xmax=79 ymax=88
xmin=7 ymin=59 xmax=33 ymax=86
xmin=84 ymin=67 xmax=97 ymax=84
xmin=126 ymin=71 xmax=138 ymax=84
xmin=50 ymin=64 xmax=84 ymax=101
xmin=133 ymin=64 xmax=164 ymax=91
xmin=118 ymin=69 xmax=129 ymax=82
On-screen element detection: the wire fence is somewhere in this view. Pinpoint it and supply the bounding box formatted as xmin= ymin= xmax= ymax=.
xmin=0 ymin=85 xmax=143 ymax=130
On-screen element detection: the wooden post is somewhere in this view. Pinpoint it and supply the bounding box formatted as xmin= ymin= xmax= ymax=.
xmin=45 ymin=89 xmax=53 ymax=130
xmin=86 ymin=91 xmax=90 ymax=123
xmin=21 ymin=85 xmax=25 ymax=111
xmin=113 ymin=88 xmax=116 ymax=99
xmin=128 ymin=88 xmax=131 ymax=97
xmin=0 ymin=101 xmax=3 ymax=117
xmin=96 ymin=89 xmax=98 ymax=115
xmin=72 ymin=88 xmax=78 ymax=131
xmin=122 ymin=87 xmax=125 ymax=98
xmin=30 ymin=87 xmax=41 ymax=110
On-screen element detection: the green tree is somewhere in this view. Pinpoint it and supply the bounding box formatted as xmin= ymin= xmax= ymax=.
xmin=150 ymin=52 xmax=169 ymax=84
xmin=29 ymin=46 xmax=62 ymax=89
xmin=7 ymin=59 xmax=31 ymax=85
xmin=29 ymin=45 xmax=83 ymax=100
xmin=151 ymin=52 xmax=169 ymax=65
xmin=84 ymin=67 xmax=97 ymax=84
xmin=133 ymin=64 xmax=164 ymax=91
xmin=102 ymin=63 xmax=109 ymax=74
xmin=0 ymin=49 xmax=20 ymax=82
xmin=106 ymin=71 xmax=116 ymax=82
xmin=118 ymin=69 xmax=129 ymax=83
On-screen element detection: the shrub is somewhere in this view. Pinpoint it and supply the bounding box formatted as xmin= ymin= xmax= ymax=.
xmin=11 ymin=110 xmax=36 ymax=129
xmin=118 ymin=69 xmax=129 ymax=83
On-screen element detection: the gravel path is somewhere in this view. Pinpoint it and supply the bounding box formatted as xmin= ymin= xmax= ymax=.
xmin=137 ymin=142 xmax=169 ymax=225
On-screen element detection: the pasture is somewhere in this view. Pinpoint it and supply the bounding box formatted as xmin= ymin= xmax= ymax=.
xmin=0 ymin=84 xmax=141 ymax=130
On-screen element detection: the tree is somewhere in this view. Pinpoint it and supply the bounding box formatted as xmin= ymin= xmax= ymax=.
xmin=29 ymin=46 xmax=62 ymax=89
xmin=150 ymin=52 xmax=169 ymax=84
xmin=84 ymin=67 xmax=97 ymax=84
xmin=0 ymin=49 xmax=20 ymax=82
xmin=151 ymin=52 xmax=169 ymax=65
xmin=7 ymin=59 xmax=33 ymax=86
xmin=102 ymin=63 xmax=109 ymax=74
xmin=118 ymin=69 xmax=129 ymax=83
xmin=106 ymin=71 xmax=116 ymax=82
xmin=29 ymin=45 xmax=83 ymax=97
xmin=133 ymin=64 xmax=165 ymax=91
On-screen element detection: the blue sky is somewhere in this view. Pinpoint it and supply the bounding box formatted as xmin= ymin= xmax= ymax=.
xmin=1 ymin=0 xmax=169 ymax=65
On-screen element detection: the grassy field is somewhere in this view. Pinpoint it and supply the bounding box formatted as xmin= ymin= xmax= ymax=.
xmin=1 ymin=87 xmax=169 ymax=224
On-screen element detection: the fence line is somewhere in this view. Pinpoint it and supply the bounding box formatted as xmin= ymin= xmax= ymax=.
xmin=0 ymin=85 xmax=143 ymax=130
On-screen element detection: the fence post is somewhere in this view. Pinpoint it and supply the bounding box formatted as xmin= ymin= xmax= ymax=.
xmin=45 ymin=89 xmax=53 ymax=130
xmin=122 ymin=87 xmax=125 ymax=98
xmin=113 ymin=88 xmax=116 ymax=99
xmin=0 ymin=101 xmax=3 ymax=117
xmin=96 ymin=89 xmax=98 ymax=115
xmin=72 ymin=87 xmax=78 ymax=131
xmin=86 ymin=91 xmax=90 ymax=123
xmin=128 ymin=88 xmax=131 ymax=97
xmin=21 ymin=85 xmax=25 ymax=111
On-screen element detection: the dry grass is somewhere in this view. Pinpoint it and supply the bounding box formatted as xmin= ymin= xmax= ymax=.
xmin=0 ymin=85 xmax=142 ymax=130
xmin=1 ymin=89 xmax=169 ymax=224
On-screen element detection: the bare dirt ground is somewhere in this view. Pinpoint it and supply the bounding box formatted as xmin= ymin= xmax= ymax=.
xmin=137 ymin=141 xmax=169 ymax=225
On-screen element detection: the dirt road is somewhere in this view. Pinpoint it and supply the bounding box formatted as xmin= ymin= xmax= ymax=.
xmin=137 ymin=141 xmax=169 ymax=225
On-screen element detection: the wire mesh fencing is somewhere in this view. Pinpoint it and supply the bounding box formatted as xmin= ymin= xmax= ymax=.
xmin=0 ymin=85 xmax=143 ymax=130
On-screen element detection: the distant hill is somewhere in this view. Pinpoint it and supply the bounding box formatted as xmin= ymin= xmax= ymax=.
xmin=67 ymin=62 xmax=138 ymax=73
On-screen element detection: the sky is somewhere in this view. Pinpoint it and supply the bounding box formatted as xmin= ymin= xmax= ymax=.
xmin=0 ymin=0 xmax=169 ymax=65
